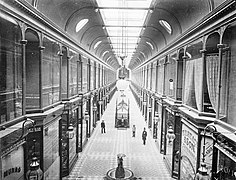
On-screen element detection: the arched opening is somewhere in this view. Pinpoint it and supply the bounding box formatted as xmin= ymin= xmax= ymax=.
xmin=61 ymin=46 xmax=68 ymax=99
xmin=25 ymin=29 xmax=40 ymax=110
xmin=184 ymin=40 xmax=203 ymax=110
xmin=0 ymin=14 xmax=22 ymax=121
xmin=205 ymin=33 xmax=221 ymax=114
xmin=177 ymin=48 xmax=184 ymax=101
xmin=222 ymin=25 xmax=236 ymax=125
xmin=42 ymin=36 xmax=60 ymax=107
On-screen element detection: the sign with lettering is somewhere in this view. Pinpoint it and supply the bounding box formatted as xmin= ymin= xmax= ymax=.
xmin=2 ymin=145 xmax=24 ymax=180
xmin=180 ymin=123 xmax=198 ymax=180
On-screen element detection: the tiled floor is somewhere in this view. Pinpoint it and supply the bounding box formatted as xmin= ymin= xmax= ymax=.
xmin=64 ymin=89 xmax=174 ymax=180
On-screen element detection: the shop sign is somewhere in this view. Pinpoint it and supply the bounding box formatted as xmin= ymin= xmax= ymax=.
xmin=180 ymin=123 xmax=198 ymax=180
xmin=2 ymin=145 xmax=24 ymax=180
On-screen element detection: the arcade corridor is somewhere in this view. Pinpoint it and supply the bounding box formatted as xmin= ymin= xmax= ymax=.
xmin=64 ymin=88 xmax=173 ymax=180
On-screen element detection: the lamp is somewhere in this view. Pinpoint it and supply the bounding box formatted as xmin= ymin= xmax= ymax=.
xmin=148 ymin=105 xmax=152 ymax=112
xmin=166 ymin=125 xmax=176 ymax=143
xmin=25 ymin=119 xmax=43 ymax=180
xmin=67 ymin=124 xmax=74 ymax=139
xmin=194 ymin=163 xmax=209 ymax=180
xmin=84 ymin=111 xmax=90 ymax=121
xmin=93 ymin=104 xmax=97 ymax=111
xmin=26 ymin=157 xmax=43 ymax=180
xmin=99 ymin=99 xmax=103 ymax=105
xmin=143 ymin=100 xmax=147 ymax=106
xmin=153 ymin=113 xmax=160 ymax=124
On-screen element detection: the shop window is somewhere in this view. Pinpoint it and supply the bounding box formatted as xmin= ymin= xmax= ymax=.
xmin=0 ymin=15 xmax=22 ymax=122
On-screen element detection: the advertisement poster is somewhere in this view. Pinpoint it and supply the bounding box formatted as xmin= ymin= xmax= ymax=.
xmin=2 ymin=145 xmax=24 ymax=180
xmin=180 ymin=123 xmax=198 ymax=180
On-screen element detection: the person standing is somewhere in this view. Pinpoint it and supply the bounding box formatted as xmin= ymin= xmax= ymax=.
xmin=142 ymin=127 xmax=147 ymax=145
xmin=101 ymin=120 xmax=106 ymax=133
xmin=132 ymin=125 xmax=136 ymax=137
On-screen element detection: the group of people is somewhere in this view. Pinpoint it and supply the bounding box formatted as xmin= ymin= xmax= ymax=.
xmin=101 ymin=120 xmax=148 ymax=145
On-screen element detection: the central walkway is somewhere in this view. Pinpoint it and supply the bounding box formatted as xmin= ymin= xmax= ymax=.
xmin=65 ymin=88 xmax=173 ymax=180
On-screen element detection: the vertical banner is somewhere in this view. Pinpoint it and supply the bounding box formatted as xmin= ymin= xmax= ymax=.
xmin=180 ymin=123 xmax=198 ymax=180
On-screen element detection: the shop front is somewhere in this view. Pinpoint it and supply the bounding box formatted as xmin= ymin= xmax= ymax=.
xmin=162 ymin=101 xmax=181 ymax=179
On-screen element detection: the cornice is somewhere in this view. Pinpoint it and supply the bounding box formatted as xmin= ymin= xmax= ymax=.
xmin=5 ymin=0 xmax=116 ymax=71
xmin=134 ymin=0 xmax=236 ymax=70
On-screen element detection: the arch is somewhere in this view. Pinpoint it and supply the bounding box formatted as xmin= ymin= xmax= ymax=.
xmin=80 ymin=25 xmax=104 ymax=43
xmin=89 ymin=36 xmax=109 ymax=50
xmin=25 ymin=29 xmax=41 ymax=109
xmin=205 ymin=32 xmax=220 ymax=53
xmin=144 ymin=26 xmax=167 ymax=45
xmin=64 ymin=6 xmax=94 ymax=31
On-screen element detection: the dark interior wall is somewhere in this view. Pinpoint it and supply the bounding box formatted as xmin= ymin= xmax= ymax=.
xmin=226 ymin=26 xmax=236 ymax=127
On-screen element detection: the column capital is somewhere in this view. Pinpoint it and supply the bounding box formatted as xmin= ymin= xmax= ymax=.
xmin=20 ymin=40 xmax=27 ymax=44
xmin=39 ymin=46 xmax=45 ymax=50
xmin=182 ymin=56 xmax=188 ymax=60
xmin=200 ymin=49 xmax=207 ymax=54
xmin=217 ymin=44 xmax=225 ymax=49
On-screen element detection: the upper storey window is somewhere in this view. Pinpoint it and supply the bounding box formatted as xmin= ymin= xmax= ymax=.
xmin=76 ymin=19 xmax=88 ymax=32
xmin=159 ymin=20 xmax=172 ymax=34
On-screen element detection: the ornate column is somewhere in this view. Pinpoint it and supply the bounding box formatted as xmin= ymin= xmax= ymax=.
xmin=20 ymin=39 xmax=27 ymax=115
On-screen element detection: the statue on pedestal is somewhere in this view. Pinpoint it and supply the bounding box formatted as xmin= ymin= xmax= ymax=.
xmin=115 ymin=153 xmax=126 ymax=179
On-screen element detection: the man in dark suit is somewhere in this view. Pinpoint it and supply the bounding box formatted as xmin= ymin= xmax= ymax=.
xmin=101 ymin=120 xmax=106 ymax=133
xmin=142 ymin=127 xmax=147 ymax=145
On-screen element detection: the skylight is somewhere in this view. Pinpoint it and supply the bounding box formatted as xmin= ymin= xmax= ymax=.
xmin=159 ymin=20 xmax=172 ymax=34
xmin=76 ymin=19 xmax=88 ymax=32
xmin=94 ymin=41 xmax=102 ymax=49
xmin=146 ymin=41 xmax=154 ymax=50
xmin=102 ymin=51 xmax=109 ymax=57
xmin=96 ymin=0 xmax=152 ymax=66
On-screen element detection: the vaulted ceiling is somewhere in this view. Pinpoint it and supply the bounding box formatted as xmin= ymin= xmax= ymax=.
xmin=34 ymin=0 xmax=223 ymax=70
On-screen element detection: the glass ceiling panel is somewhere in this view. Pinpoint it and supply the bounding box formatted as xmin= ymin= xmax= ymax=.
xmin=100 ymin=9 xmax=147 ymax=26
xmin=106 ymin=27 xmax=142 ymax=36
xmin=110 ymin=37 xmax=138 ymax=44
xmin=97 ymin=0 xmax=152 ymax=8
xmin=96 ymin=0 xmax=152 ymax=66
xmin=112 ymin=44 xmax=136 ymax=50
